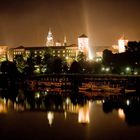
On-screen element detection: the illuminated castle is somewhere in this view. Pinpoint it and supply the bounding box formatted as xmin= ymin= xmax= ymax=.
xmin=12 ymin=29 xmax=78 ymax=61
xmin=118 ymin=35 xmax=128 ymax=53
xmin=78 ymin=34 xmax=90 ymax=59
xmin=46 ymin=28 xmax=54 ymax=46
xmin=10 ymin=31 xmax=92 ymax=61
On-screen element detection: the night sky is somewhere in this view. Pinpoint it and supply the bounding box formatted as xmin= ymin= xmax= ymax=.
xmin=0 ymin=0 xmax=140 ymax=52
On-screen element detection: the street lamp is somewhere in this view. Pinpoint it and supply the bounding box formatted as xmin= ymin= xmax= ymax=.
xmin=125 ymin=67 xmax=131 ymax=74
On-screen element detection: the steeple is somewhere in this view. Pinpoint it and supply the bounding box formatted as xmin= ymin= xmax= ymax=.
xmin=46 ymin=28 xmax=54 ymax=46
xmin=63 ymin=35 xmax=67 ymax=46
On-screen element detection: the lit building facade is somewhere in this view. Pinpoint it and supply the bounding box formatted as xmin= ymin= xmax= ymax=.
xmin=12 ymin=44 xmax=78 ymax=60
xmin=118 ymin=35 xmax=128 ymax=53
xmin=78 ymin=34 xmax=89 ymax=59
xmin=0 ymin=46 xmax=8 ymax=62
xmin=8 ymin=31 xmax=92 ymax=61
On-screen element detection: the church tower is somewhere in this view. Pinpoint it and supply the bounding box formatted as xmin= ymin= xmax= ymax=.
xmin=63 ymin=36 xmax=67 ymax=46
xmin=46 ymin=28 xmax=54 ymax=46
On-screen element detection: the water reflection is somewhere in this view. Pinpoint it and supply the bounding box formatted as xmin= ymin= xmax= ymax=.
xmin=0 ymin=98 xmax=7 ymax=113
xmin=102 ymin=95 xmax=140 ymax=126
xmin=78 ymin=102 xmax=90 ymax=124
xmin=47 ymin=112 xmax=54 ymax=126
xmin=118 ymin=108 xmax=125 ymax=120
xmin=0 ymin=87 xmax=140 ymax=127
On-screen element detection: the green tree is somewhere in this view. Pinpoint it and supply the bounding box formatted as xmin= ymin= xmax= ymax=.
xmin=14 ymin=55 xmax=25 ymax=73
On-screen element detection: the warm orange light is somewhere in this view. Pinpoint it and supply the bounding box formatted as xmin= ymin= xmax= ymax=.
xmin=78 ymin=34 xmax=90 ymax=59
xmin=78 ymin=103 xmax=90 ymax=124
xmin=118 ymin=36 xmax=128 ymax=53
xmin=47 ymin=112 xmax=54 ymax=126
xmin=118 ymin=108 xmax=125 ymax=120
xmin=0 ymin=104 xmax=7 ymax=113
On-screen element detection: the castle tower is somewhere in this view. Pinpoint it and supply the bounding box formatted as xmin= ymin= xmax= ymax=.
xmin=63 ymin=36 xmax=67 ymax=46
xmin=78 ymin=34 xmax=89 ymax=58
xmin=46 ymin=28 xmax=54 ymax=46
xmin=118 ymin=35 xmax=128 ymax=53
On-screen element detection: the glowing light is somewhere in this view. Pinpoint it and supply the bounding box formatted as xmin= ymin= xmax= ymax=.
xmin=126 ymin=67 xmax=130 ymax=71
xmin=78 ymin=34 xmax=89 ymax=59
xmin=56 ymin=41 xmax=62 ymax=46
xmin=134 ymin=71 xmax=138 ymax=75
xmin=102 ymin=67 xmax=105 ymax=71
xmin=89 ymin=49 xmax=93 ymax=60
xmin=78 ymin=102 xmax=90 ymax=124
xmin=106 ymin=67 xmax=110 ymax=72
xmin=118 ymin=35 xmax=128 ymax=53
xmin=126 ymin=100 xmax=130 ymax=106
xmin=0 ymin=104 xmax=7 ymax=113
xmin=63 ymin=36 xmax=67 ymax=46
xmin=47 ymin=112 xmax=54 ymax=126
xmin=0 ymin=46 xmax=8 ymax=62
xmin=96 ymin=52 xmax=103 ymax=57
xmin=3 ymin=98 xmax=6 ymax=104
xmin=0 ymin=99 xmax=7 ymax=113
xmin=66 ymin=98 xmax=71 ymax=105
xmin=96 ymin=100 xmax=102 ymax=105
xmin=35 ymin=92 xmax=40 ymax=98
xmin=95 ymin=57 xmax=102 ymax=62
xmin=64 ymin=111 xmax=67 ymax=119
xmin=46 ymin=28 xmax=54 ymax=46
xmin=118 ymin=108 xmax=125 ymax=120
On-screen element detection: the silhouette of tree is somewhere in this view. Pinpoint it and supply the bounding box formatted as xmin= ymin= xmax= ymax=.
xmin=52 ymin=57 xmax=63 ymax=73
xmin=70 ymin=61 xmax=81 ymax=73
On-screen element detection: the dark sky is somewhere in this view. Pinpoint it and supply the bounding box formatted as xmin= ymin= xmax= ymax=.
xmin=0 ymin=0 xmax=140 ymax=52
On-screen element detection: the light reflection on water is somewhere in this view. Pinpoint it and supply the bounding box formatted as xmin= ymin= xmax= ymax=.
xmin=0 ymin=90 xmax=140 ymax=126
xmin=0 ymin=89 xmax=140 ymax=140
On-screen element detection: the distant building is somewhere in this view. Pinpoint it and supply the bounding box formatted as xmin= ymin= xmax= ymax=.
xmin=11 ymin=44 xmax=79 ymax=61
xmin=78 ymin=34 xmax=89 ymax=59
xmin=9 ymin=30 xmax=96 ymax=61
xmin=63 ymin=36 xmax=67 ymax=46
xmin=0 ymin=46 xmax=8 ymax=62
xmin=118 ymin=35 xmax=128 ymax=53
xmin=46 ymin=28 xmax=54 ymax=46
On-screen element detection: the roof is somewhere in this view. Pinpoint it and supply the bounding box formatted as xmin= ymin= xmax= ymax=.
xmin=13 ymin=45 xmax=78 ymax=50
xmin=79 ymin=34 xmax=88 ymax=38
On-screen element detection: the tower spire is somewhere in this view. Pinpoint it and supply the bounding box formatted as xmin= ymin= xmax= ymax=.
xmin=46 ymin=28 xmax=54 ymax=46
xmin=63 ymin=35 xmax=67 ymax=46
